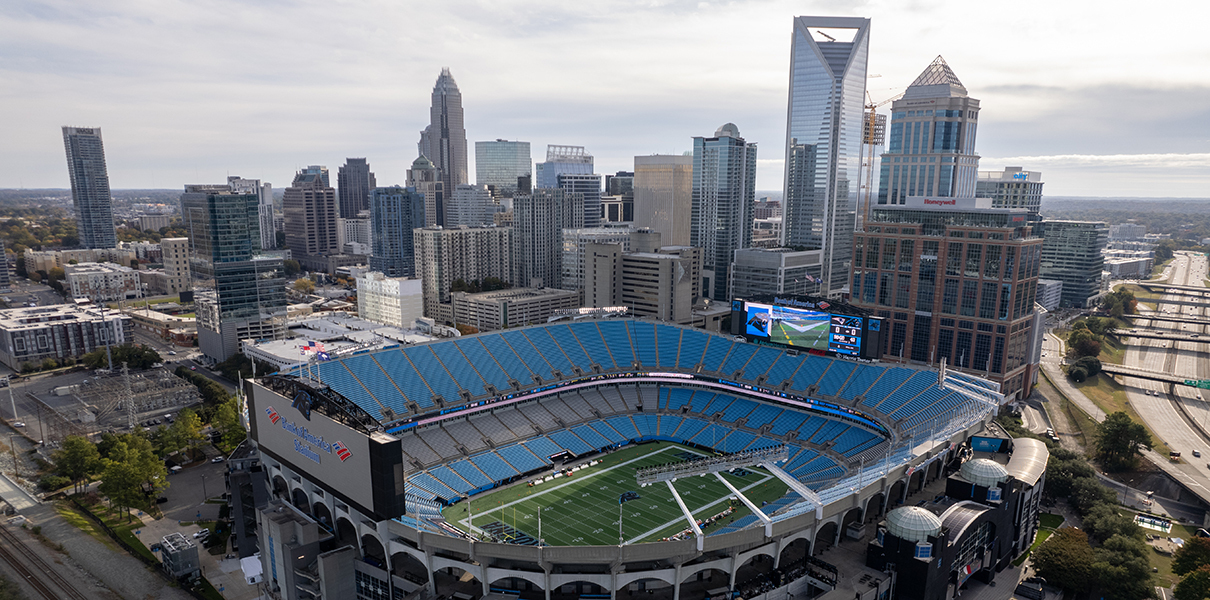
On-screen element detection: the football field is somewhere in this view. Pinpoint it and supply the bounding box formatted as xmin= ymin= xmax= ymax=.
xmin=440 ymin=441 xmax=789 ymax=546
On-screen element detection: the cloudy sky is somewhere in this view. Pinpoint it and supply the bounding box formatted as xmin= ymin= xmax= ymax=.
xmin=3 ymin=0 xmax=1209 ymax=197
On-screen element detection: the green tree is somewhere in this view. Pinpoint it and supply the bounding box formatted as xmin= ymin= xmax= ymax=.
xmin=1068 ymin=328 xmax=1103 ymax=358
xmin=1082 ymin=504 xmax=1141 ymax=543
xmin=282 ymin=258 xmax=300 ymax=276
xmin=1045 ymin=453 xmax=1096 ymax=498
xmin=213 ymin=395 xmax=245 ymax=453
xmin=1069 ymin=476 xmax=1118 ymax=515
xmin=293 ymin=278 xmax=315 ymax=294
xmin=1068 ymin=365 xmax=1088 ymax=383
xmin=52 ymin=435 xmax=101 ymax=493
xmin=1175 ymin=565 xmax=1210 ymax=600
xmin=1072 ymin=356 xmax=1102 ymax=377
xmin=1174 ymin=537 xmax=1210 ymax=576
xmin=276 ymin=231 xmax=288 ymax=250
xmin=47 ymin=267 xmax=65 ymax=281
xmin=173 ymin=409 xmax=205 ymax=456
xmin=1033 ymin=527 xmax=1095 ymax=592
xmin=1092 ymin=534 xmax=1153 ymax=600
xmin=97 ymin=437 xmax=167 ymax=521
xmin=1095 ymin=411 xmax=1152 ymax=471
xmin=451 ymin=278 xmax=468 ymax=293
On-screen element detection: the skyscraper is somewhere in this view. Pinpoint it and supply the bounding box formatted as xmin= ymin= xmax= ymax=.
xmin=419 ymin=68 xmax=468 ymax=200
xmin=557 ymin=173 xmax=603 ymax=228
xmin=369 ymin=186 xmax=425 ymax=278
xmin=691 ymin=123 xmax=756 ymax=300
xmin=633 ymin=155 xmax=693 ymax=247
xmin=535 ymin=145 xmax=593 ymax=188
xmin=227 ymin=176 xmax=275 ymax=250
xmin=1038 ymin=220 xmax=1109 ymax=308
xmin=406 ymin=155 xmax=445 ymax=227
xmin=62 ymin=126 xmax=118 ymax=249
xmin=877 ymin=56 xmax=981 ymax=206
xmin=415 ymin=225 xmax=513 ymax=318
xmin=283 ymin=170 xmax=340 ymax=273
xmin=337 ymin=158 xmax=377 ymax=219
xmin=299 ymin=165 xmax=330 ymax=187
xmin=446 ymin=184 xmax=497 ymax=228
xmin=181 ymin=184 xmax=285 ymax=362
xmin=475 ymin=140 xmax=531 ymax=197
xmin=513 ymin=188 xmax=583 ymax=289
xmin=781 ymin=16 xmax=870 ymax=297
xmin=976 ymin=167 xmax=1045 ymax=220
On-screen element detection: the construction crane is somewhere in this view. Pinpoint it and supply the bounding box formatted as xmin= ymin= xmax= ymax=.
xmin=857 ymin=90 xmax=904 ymax=229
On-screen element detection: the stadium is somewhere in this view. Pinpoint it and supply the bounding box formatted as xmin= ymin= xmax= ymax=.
xmin=245 ymin=317 xmax=1004 ymax=600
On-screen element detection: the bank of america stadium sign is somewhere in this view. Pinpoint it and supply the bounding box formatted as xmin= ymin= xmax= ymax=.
xmin=265 ymin=406 xmax=352 ymax=465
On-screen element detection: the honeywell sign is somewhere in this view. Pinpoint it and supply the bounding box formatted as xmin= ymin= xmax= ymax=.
xmin=904 ymin=196 xmax=992 ymax=210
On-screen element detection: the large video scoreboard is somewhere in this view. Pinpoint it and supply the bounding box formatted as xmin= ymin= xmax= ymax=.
xmin=731 ymin=295 xmax=884 ymax=360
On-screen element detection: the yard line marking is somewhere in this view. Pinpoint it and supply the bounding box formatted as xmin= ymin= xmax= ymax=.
xmin=626 ymin=474 xmax=774 ymax=544
xmin=457 ymin=444 xmax=685 ymax=531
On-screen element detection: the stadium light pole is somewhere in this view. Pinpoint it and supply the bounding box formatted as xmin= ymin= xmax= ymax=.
xmin=619 ymin=502 xmax=623 ymax=546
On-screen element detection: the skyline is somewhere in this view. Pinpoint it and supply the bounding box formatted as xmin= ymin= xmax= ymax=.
xmin=3 ymin=1 xmax=1209 ymax=197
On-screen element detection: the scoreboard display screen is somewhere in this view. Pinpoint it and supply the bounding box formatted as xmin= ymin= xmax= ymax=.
xmin=733 ymin=297 xmax=882 ymax=359
xmin=827 ymin=314 xmax=864 ymax=356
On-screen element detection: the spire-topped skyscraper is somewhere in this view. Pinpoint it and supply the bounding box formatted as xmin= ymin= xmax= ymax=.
xmin=780 ymin=16 xmax=870 ymax=298
xmin=419 ymin=68 xmax=468 ymax=203
xmin=877 ymin=56 xmax=982 ymax=206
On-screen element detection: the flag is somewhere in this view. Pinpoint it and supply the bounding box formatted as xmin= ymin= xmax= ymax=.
xmin=317 ymin=351 xmax=330 ymax=361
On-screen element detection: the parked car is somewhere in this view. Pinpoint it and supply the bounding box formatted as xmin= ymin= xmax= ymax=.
xmin=211 ymin=456 xmax=225 ymax=463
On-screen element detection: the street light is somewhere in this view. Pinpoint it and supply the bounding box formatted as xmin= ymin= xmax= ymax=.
xmin=201 ymin=474 xmax=207 ymax=502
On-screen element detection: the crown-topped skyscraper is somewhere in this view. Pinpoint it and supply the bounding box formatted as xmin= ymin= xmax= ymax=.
xmin=876 ymin=56 xmax=982 ymax=206
xmin=419 ymin=68 xmax=468 ymax=210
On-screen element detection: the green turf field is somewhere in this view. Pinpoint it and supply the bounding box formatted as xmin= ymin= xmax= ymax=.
xmin=768 ymin=318 xmax=830 ymax=350
xmin=440 ymin=441 xmax=789 ymax=546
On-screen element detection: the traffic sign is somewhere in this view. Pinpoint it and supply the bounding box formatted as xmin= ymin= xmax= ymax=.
xmin=1184 ymin=379 xmax=1210 ymax=389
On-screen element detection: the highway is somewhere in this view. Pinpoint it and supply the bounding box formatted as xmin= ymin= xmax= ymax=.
xmin=1121 ymin=252 xmax=1210 ymax=487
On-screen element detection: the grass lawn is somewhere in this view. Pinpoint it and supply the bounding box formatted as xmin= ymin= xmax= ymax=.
xmin=1099 ymin=334 xmax=1126 ymax=365
xmin=1039 ymin=513 xmax=1065 ymax=529
xmin=1073 ymin=372 xmax=1172 ymax=456
xmin=1129 ymin=514 xmax=1201 ymax=587
xmin=1014 ymin=528 xmax=1053 ymax=566
xmin=1118 ymin=283 xmax=1164 ymax=311
xmin=1150 ymin=258 xmax=1173 ymax=281
xmin=441 ymin=441 xmax=789 ymax=546
xmin=1038 ymin=370 xmax=1099 ymax=454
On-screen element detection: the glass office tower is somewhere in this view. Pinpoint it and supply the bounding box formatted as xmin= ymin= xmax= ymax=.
xmin=691 ymin=124 xmax=756 ymax=301
xmin=475 ymin=140 xmax=531 ymax=197
xmin=62 ymin=126 xmax=118 ymax=249
xmin=781 ymin=16 xmax=870 ymax=297
xmin=369 ymin=186 xmax=426 ymax=278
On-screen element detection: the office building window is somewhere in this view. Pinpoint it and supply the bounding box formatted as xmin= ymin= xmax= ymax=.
xmin=941 ymin=278 xmax=959 ymax=314
xmin=911 ymin=315 xmax=931 ymax=362
xmin=960 ymin=281 xmax=978 ymax=317
xmin=896 ymin=274 xmax=912 ymax=309
xmin=979 ymin=282 xmax=998 ymax=319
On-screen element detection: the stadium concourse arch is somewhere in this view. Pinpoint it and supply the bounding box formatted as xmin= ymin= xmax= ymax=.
xmin=248 ymin=318 xmax=1001 ymax=600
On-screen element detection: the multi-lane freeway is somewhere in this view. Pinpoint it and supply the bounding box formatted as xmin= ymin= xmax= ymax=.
xmin=1121 ymin=252 xmax=1210 ymax=492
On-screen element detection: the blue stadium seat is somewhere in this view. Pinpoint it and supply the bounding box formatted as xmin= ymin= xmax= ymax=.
xmin=741 ymin=347 xmax=782 ymax=381
xmin=430 ymin=465 xmax=473 ymax=494
xmin=633 ymin=414 xmax=657 ymax=437
xmin=795 ymin=416 xmax=827 ymax=441
xmin=817 ymin=361 xmax=856 ymax=396
xmin=548 ymin=324 xmax=593 ymax=371
xmin=480 ymin=333 xmax=537 ymax=383
xmin=769 ymin=410 xmax=807 ymax=436
xmin=789 ymin=356 xmax=830 ymax=391
xmin=499 ymin=331 xmax=554 ymax=381
xmin=656 ymin=324 xmax=681 ymax=368
xmin=346 ymin=355 xmax=408 ymax=415
xmin=764 ymin=354 xmax=803 ymax=387
xmin=720 ymin=344 xmax=757 ymax=377
xmin=569 ymin=322 xmax=617 ymax=370
xmin=521 ymin=329 xmax=576 ymax=376
xmin=596 ymin=321 xmax=635 ymax=367
xmin=688 ymin=392 xmax=714 ymax=414
xmin=453 ymin=339 xmax=513 ymax=392
xmin=658 ymin=415 xmax=683 ymax=436
xmin=720 ymin=430 xmax=756 ymax=453
xmin=838 ymin=364 xmax=882 ymax=402
xmin=678 ymin=330 xmax=710 ymax=369
xmin=430 ymin=342 xmax=488 ymax=396
xmin=629 ymin=321 xmax=658 ymax=367
xmin=862 ymin=367 xmax=913 ymax=409
xmin=690 ymin=423 xmax=731 ymax=449
xmin=449 ymin=460 xmax=492 ymax=489
xmin=406 ymin=346 xmax=463 ymax=403
xmin=523 ymin=436 xmax=563 ymax=460
xmin=313 ymin=361 xmax=379 ymax=418
xmin=370 ymin=350 xmax=436 ymax=410
xmin=572 ymin=424 xmax=613 ymax=449
xmin=588 ymin=421 xmax=625 ymax=444
xmin=720 ymin=397 xmax=756 ymax=423
xmin=548 ymin=430 xmax=594 ymax=455
xmin=497 ymin=444 xmax=547 ymax=473
xmin=605 ymin=415 xmax=640 ymax=440
xmin=468 ymin=452 xmax=519 ymax=482
xmin=665 ymin=388 xmax=693 ymax=410
xmin=879 ymin=374 xmax=938 ymax=415
xmin=674 ymin=417 xmax=707 ymax=440
xmin=410 ymin=472 xmax=457 ymax=499
xmin=699 ymin=336 xmax=733 ymax=373
xmin=744 ymin=404 xmax=782 ymax=429
xmin=703 ymin=395 xmax=732 ymax=416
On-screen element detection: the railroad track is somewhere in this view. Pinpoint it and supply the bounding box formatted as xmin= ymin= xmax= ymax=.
xmin=0 ymin=523 xmax=91 ymax=600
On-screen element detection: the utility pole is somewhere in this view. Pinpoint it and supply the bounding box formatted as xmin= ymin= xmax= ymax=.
xmin=123 ymin=362 xmax=135 ymax=430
